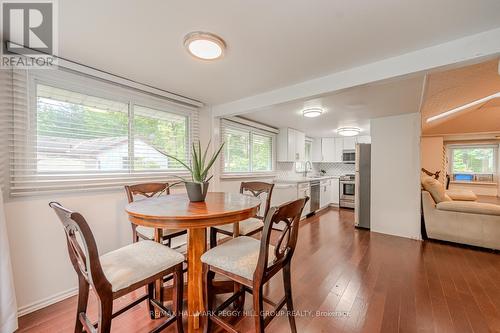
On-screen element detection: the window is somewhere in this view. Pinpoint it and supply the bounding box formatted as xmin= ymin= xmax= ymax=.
xmin=221 ymin=120 xmax=275 ymax=174
xmin=8 ymin=69 xmax=198 ymax=196
xmin=449 ymin=145 xmax=497 ymax=182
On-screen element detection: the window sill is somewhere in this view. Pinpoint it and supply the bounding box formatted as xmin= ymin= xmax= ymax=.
xmin=450 ymin=181 xmax=497 ymax=186
xmin=220 ymin=172 xmax=277 ymax=180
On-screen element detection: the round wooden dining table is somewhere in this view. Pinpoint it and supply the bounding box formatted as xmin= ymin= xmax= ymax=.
xmin=125 ymin=192 xmax=261 ymax=333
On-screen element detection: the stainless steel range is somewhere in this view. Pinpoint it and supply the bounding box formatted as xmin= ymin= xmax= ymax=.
xmin=339 ymin=174 xmax=355 ymax=208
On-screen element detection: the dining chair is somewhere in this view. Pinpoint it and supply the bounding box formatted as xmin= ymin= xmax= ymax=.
xmin=209 ymin=181 xmax=274 ymax=248
xmin=125 ymin=182 xmax=187 ymax=247
xmin=49 ymin=202 xmax=185 ymax=333
xmin=201 ymin=196 xmax=309 ymax=333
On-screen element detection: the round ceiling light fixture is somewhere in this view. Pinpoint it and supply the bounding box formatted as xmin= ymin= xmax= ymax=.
xmin=184 ymin=31 xmax=226 ymax=60
xmin=337 ymin=127 xmax=361 ymax=137
xmin=302 ymin=107 xmax=323 ymax=118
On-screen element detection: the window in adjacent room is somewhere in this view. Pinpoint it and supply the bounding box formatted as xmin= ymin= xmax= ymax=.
xmin=449 ymin=145 xmax=497 ymax=182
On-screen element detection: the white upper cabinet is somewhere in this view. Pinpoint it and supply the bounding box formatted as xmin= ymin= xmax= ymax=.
xmin=342 ymin=137 xmax=356 ymax=150
xmin=321 ymin=138 xmax=336 ymax=162
xmin=295 ymin=130 xmax=305 ymax=161
xmin=311 ymin=138 xmax=322 ymax=162
xmin=357 ymin=135 xmax=371 ymax=144
xmin=334 ymin=137 xmax=343 ymax=162
xmin=277 ymin=128 xmax=306 ymax=162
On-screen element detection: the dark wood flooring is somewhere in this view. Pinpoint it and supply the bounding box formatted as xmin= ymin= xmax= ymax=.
xmin=17 ymin=208 xmax=500 ymax=332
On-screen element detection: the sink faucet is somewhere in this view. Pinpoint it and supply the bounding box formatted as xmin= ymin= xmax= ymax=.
xmin=303 ymin=160 xmax=312 ymax=178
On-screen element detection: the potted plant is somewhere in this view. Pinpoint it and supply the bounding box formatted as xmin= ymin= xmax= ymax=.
xmin=162 ymin=140 xmax=224 ymax=202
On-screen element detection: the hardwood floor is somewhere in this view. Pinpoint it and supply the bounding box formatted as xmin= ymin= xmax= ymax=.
xmin=17 ymin=208 xmax=500 ymax=333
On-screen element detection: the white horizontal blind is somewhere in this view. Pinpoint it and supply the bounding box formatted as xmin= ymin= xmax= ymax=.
xmin=252 ymin=133 xmax=273 ymax=171
xmin=8 ymin=69 xmax=199 ymax=196
xmin=0 ymin=69 xmax=12 ymax=197
xmin=220 ymin=119 xmax=275 ymax=174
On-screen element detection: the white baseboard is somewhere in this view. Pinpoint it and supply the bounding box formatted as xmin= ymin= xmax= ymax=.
xmin=18 ymin=287 xmax=78 ymax=317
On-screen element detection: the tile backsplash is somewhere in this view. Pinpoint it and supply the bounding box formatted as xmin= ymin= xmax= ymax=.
xmin=276 ymin=162 xmax=355 ymax=179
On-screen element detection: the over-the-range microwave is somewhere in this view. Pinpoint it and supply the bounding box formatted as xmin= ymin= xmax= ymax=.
xmin=342 ymin=149 xmax=355 ymax=163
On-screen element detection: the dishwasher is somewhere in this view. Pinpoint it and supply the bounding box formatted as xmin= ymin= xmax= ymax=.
xmin=309 ymin=180 xmax=320 ymax=213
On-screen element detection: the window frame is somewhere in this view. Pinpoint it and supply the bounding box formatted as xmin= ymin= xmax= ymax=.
xmin=10 ymin=69 xmax=198 ymax=196
xmin=447 ymin=144 xmax=498 ymax=183
xmin=220 ymin=119 xmax=276 ymax=177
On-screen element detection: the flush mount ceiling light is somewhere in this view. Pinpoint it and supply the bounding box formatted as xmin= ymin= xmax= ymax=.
xmin=337 ymin=127 xmax=361 ymax=137
xmin=426 ymin=92 xmax=500 ymax=123
xmin=184 ymin=31 xmax=226 ymax=60
xmin=302 ymin=107 xmax=323 ymax=118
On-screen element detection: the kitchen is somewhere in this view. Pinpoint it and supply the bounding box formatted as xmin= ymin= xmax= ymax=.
xmin=268 ymin=127 xmax=371 ymax=228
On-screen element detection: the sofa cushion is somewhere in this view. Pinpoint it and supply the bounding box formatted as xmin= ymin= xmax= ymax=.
xmin=436 ymin=201 xmax=500 ymax=216
xmin=445 ymin=189 xmax=478 ymax=202
xmin=421 ymin=175 xmax=451 ymax=203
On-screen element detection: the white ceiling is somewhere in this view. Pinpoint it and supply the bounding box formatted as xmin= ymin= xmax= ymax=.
xmin=242 ymin=75 xmax=425 ymax=138
xmin=58 ymin=0 xmax=500 ymax=104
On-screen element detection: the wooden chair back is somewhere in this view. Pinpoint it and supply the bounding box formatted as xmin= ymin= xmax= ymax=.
xmin=125 ymin=182 xmax=170 ymax=203
xmin=255 ymin=197 xmax=308 ymax=282
xmin=49 ymin=202 xmax=111 ymax=293
xmin=240 ymin=181 xmax=274 ymax=219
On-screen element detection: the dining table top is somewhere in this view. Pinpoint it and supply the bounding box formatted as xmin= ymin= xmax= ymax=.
xmin=125 ymin=191 xmax=261 ymax=228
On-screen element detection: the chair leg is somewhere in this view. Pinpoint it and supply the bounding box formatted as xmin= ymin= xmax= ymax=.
xmin=173 ymin=264 xmax=184 ymax=333
xmin=209 ymin=228 xmax=218 ymax=249
xmin=252 ymin=286 xmax=265 ymax=333
xmin=147 ymin=282 xmax=155 ymax=320
xmin=131 ymin=223 xmax=138 ymax=243
xmin=97 ymin=297 xmax=113 ymax=333
xmin=203 ymin=264 xmax=215 ymax=333
xmin=74 ymin=277 xmax=89 ymax=333
xmin=283 ymin=263 xmax=297 ymax=333
xmin=234 ymin=283 xmax=245 ymax=314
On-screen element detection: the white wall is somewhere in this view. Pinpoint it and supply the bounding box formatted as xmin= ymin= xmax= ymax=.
xmin=370 ymin=113 xmax=421 ymax=240
xmin=421 ymin=136 xmax=445 ymax=184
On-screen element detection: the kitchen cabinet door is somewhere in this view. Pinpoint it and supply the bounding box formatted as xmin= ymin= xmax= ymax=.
xmin=320 ymin=180 xmax=332 ymax=208
xmin=321 ymin=138 xmax=336 ymax=162
xmin=331 ymin=178 xmax=340 ymax=204
xmin=343 ymin=137 xmax=356 ymax=150
xmin=334 ymin=137 xmax=343 ymax=162
xmin=277 ymin=128 xmax=306 ymax=162
xmin=295 ymin=130 xmax=305 ymax=161
xmin=311 ymin=138 xmax=322 ymax=162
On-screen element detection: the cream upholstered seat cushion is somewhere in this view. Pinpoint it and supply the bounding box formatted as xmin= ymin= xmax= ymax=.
xmin=421 ymin=175 xmax=452 ymax=203
xmin=215 ymin=217 xmax=264 ymax=235
xmin=445 ymin=189 xmax=478 ymax=201
xmin=437 ymin=201 xmax=500 ymax=216
xmin=136 ymin=225 xmax=185 ymax=239
xmin=201 ymin=236 xmax=275 ymax=281
xmin=100 ymin=240 xmax=184 ymax=292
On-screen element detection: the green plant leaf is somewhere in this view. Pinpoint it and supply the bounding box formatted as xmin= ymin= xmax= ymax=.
xmin=197 ymin=140 xmax=203 ymax=177
xmin=192 ymin=143 xmax=201 ymax=182
xmin=202 ymin=142 xmax=225 ymax=180
xmin=157 ymin=151 xmax=192 ymax=174
xmin=201 ymin=139 xmax=211 ymax=172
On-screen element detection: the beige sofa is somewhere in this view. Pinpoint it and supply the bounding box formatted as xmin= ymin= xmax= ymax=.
xmin=422 ymin=191 xmax=500 ymax=250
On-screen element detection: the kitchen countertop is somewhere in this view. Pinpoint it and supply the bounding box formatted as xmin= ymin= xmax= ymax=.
xmin=273 ymin=175 xmax=340 ymax=184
